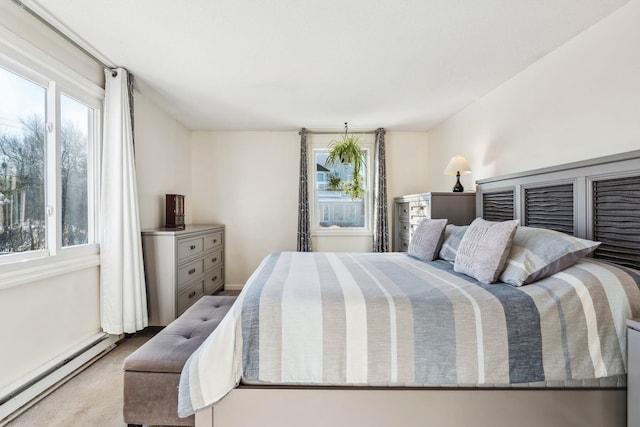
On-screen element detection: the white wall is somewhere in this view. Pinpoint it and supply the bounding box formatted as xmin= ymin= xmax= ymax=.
xmin=0 ymin=268 xmax=100 ymax=389
xmin=135 ymin=91 xmax=192 ymax=229
xmin=426 ymin=0 xmax=640 ymax=191
xmin=191 ymin=131 xmax=428 ymax=286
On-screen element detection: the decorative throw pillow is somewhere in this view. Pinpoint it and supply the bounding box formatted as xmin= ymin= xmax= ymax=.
xmin=454 ymin=218 xmax=519 ymax=284
xmin=499 ymin=226 xmax=601 ymax=286
xmin=438 ymin=224 xmax=469 ymax=262
xmin=408 ymin=218 xmax=448 ymax=261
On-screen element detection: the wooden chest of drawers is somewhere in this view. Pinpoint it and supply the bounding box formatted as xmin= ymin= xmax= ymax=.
xmin=393 ymin=192 xmax=475 ymax=252
xmin=141 ymin=224 xmax=225 ymax=326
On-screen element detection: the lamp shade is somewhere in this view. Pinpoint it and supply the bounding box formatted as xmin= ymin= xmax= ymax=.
xmin=444 ymin=156 xmax=471 ymax=175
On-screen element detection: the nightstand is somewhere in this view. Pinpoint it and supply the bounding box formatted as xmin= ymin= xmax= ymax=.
xmin=628 ymin=318 xmax=640 ymax=426
xmin=393 ymin=192 xmax=476 ymax=252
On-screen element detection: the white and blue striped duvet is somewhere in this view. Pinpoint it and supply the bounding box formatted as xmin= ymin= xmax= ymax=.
xmin=178 ymin=252 xmax=640 ymax=417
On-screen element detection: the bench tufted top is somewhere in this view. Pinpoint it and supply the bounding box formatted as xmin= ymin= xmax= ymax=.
xmin=123 ymin=296 xmax=237 ymax=374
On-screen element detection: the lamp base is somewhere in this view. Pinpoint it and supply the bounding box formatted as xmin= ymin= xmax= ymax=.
xmin=452 ymin=173 xmax=464 ymax=192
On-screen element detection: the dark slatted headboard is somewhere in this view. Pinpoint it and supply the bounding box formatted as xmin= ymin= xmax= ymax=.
xmin=524 ymin=183 xmax=574 ymax=235
xmin=593 ymin=175 xmax=640 ymax=269
xmin=476 ymin=150 xmax=640 ymax=270
xmin=482 ymin=190 xmax=514 ymax=222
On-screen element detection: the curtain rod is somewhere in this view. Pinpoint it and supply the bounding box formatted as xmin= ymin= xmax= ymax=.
xmin=299 ymin=129 xmax=383 ymax=135
xmin=11 ymin=0 xmax=117 ymax=75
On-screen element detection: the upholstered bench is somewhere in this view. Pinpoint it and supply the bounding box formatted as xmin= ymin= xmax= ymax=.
xmin=123 ymin=295 xmax=236 ymax=427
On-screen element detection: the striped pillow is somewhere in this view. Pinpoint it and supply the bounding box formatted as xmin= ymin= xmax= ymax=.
xmin=408 ymin=218 xmax=448 ymax=261
xmin=438 ymin=224 xmax=469 ymax=262
xmin=499 ymin=226 xmax=600 ymax=286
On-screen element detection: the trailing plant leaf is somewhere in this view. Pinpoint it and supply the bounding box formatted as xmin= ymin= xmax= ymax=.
xmin=343 ymin=173 xmax=365 ymax=200
xmin=327 ymin=173 xmax=342 ymax=191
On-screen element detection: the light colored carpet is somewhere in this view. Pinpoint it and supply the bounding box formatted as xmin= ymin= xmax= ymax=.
xmin=7 ymin=290 xmax=240 ymax=427
xmin=7 ymin=329 xmax=156 ymax=427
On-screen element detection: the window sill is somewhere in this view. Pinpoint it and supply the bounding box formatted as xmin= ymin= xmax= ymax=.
xmin=0 ymin=246 xmax=100 ymax=291
xmin=312 ymin=229 xmax=373 ymax=237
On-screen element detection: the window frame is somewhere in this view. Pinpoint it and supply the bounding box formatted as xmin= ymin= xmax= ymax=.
xmin=309 ymin=135 xmax=375 ymax=237
xmin=0 ymin=30 xmax=103 ymax=272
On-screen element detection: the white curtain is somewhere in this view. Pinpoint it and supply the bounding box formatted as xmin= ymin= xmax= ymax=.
xmin=100 ymin=67 xmax=148 ymax=334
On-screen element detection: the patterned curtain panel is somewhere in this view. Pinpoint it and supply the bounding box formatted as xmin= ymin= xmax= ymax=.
xmin=373 ymin=128 xmax=389 ymax=252
xmin=297 ymin=128 xmax=312 ymax=252
xmin=127 ymin=72 xmax=135 ymax=145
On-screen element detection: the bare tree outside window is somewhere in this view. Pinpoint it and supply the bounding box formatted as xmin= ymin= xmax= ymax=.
xmin=61 ymin=94 xmax=90 ymax=247
xmin=0 ymin=65 xmax=46 ymax=254
xmin=0 ymin=67 xmax=92 ymax=256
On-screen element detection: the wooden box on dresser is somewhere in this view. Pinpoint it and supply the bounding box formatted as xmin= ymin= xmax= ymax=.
xmin=393 ymin=192 xmax=476 ymax=252
xmin=141 ymin=224 xmax=225 ymax=326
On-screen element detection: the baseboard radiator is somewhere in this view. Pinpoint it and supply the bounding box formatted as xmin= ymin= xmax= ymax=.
xmin=0 ymin=332 xmax=119 ymax=426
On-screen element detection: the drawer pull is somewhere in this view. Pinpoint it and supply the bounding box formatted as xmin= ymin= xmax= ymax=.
xmin=213 ymin=239 xmax=218 ymax=244
xmin=188 ymin=291 xmax=197 ymax=299
xmin=188 ymin=268 xmax=196 ymax=275
xmin=189 ymin=245 xmax=196 ymax=250
xmin=403 ymin=225 xmax=409 ymax=230
xmin=403 ymin=208 xmax=409 ymax=213
xmin=212 ymin=257 xmax=217 ymax=263
xmin=212 ymin=276 xmax=218 ymax=281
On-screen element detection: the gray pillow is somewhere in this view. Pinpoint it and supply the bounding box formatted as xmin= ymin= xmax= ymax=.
xmin=499 ymin=226 xmax=601 ymax=286
xmin=438 ymin=224 xmax=469 ymax=262
xmin=454 ymin=218 xmax=519 ymax=284
xmin=408 ymin=218 xmax=448 ymax=261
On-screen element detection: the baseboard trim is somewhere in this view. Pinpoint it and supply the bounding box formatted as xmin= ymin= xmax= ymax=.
xmin=0 ymin=333 xmax=119 ymax=426
xmin=224 ymin=283 xmax=243 ymax=291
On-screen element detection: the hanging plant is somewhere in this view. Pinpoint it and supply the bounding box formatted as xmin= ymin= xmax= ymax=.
xmin=325 ymin=123 xmax=366 ymax=200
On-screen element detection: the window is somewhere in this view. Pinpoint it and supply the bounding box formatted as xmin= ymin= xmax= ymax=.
xmin=0 ymin=58 xmax=100 ymax=264
xmin=60 ymin=94 xmax=92 ymax=247
xmin=310 ymin=137 xmax=373 ymax=233
xmin=0 ymin=66 xmax=46 ymax=255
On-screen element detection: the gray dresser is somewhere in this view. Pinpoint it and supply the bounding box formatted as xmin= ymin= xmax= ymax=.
xmin=393 ymin=192 xmax=476 ymax=252
xmin=141 ymin=224 xmax=225 ymax=326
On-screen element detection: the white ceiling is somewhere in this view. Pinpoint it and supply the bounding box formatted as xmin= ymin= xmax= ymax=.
xmin=27 ymin=0 xmax=630 ymax=131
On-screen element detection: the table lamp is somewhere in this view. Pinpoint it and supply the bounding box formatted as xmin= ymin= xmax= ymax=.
xmin=444 ymin=156 xmax=471 ymax=192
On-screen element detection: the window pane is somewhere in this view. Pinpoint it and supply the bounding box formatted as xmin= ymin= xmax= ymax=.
xmin=60 ymin=94 xmax=90 ymax=247
xmin=314 ymin=149 xmax=367 ymax=229
xmin=0 ymin=67 xmax=46 ymax=255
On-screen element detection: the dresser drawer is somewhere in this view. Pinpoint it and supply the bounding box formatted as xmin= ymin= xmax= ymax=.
xmin=178 ymin=259 xmax=204 ymax=288
xmin=204 ymin=231 xmax=223 ymax=251
xmin=177 ymin=280 xmax=204 ymax=315
xmin=399 ymin=220 xmax=411 ymax=239
xmin=410 ymin=201 xmax=430 ymax=219
xmin=178 ymin=236 xmax=204 ymax=260
xmin=398 ymin=203 xmax=410 ymax=221
xmin=204 ymin=266 xmax=224 ymax=294
xmin=399 ymin=237 xmax=410 ymax=252
xmin=205 ymin=248 xmax=223 ymax=271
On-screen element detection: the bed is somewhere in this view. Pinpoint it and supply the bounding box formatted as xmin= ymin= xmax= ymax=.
xmin=179 ymin=150 xmax=640 ymax=427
